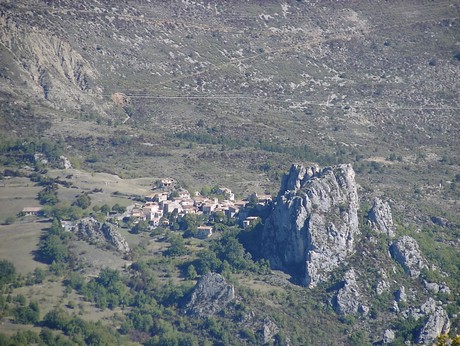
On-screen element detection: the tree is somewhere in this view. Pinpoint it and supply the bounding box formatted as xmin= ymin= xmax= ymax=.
xmin=74 ymin=194 xmax=91 ymax=209
xmin=185 ymin=264 xmax=198 ymax=280
xmin=0 ymin=260 xmax=16 ymax=287
xmin=38 ymin=184 xmax=59 ymax=205
xmin=131 ymin=220 xmax=150 ymax=234
xmin=247 ymin=193 xmax=259 ymax=207
xmin=112 ymin=203 xmax=126 ymax=213
xmin=4 ymin=216 xmax=16 ymax=225
xmin=100 ymin=204 xmax=111 ymax=215
xmin=200 ymin=185 xmax=212 ymax=196
xmin=14 ymin=301 xmax=40 ymax=324
xmin=164 ymin=234 xmax=188 ymax=257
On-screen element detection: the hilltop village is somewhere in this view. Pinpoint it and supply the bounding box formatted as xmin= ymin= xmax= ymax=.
xmin=115 ymin=179 xmax=271 ymax=238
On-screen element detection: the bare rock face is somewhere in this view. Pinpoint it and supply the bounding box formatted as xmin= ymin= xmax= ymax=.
xmin=389 ymin=236 xmax=427 ymax=278
xmin=74 ymin=217 xmax=130 ymax=253
xmin=262 ymin=163 xmax=359 ymax=287
xmin=0 ymin=11 xmax=103 ymax=113
xmin=183 ymin=273 xmax=235 ymax=317
xmin=367 ymin=197 xmax=395 ymax=237
xmin=334 ymin=269 xmax=367 ymax=315
xmin=417 ymin=306 xmax=450 ymax=345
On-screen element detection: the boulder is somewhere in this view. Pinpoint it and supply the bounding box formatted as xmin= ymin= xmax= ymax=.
xmin=183 ymin=273 xmax=235 ymax=317
xmin=367 ymin=197 xmax=395 ymax=237
xmin=431 ymin=216 xmax=450 ymax=228
xmin=389 ymin=236 xmax=427 ymax=277
xmin=262 ymin=163 xmax=359 ymax=287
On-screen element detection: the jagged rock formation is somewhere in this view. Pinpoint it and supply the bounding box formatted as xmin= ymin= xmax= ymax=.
xmin=333 ymin=269 xmax=368 ymax=315
xmin=402 ymin=298 xmax=451 ymax=345
xmin=389 ymin=236 xmax=427 ymax=277
xmin=73 ymin=217 xmax=130 ymax=253
xmin=417 ymin=306 xmax=450 ymax=345
xmin=262 ymin=163 xmax=359 ymax=287
xmin=367 ymin=197 xmax=395 ymax=237
xmin=183 ymin=273 xmax=235 ymax=317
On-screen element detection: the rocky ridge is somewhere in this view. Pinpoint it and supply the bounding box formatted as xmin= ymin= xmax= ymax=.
xmin=262 ymin=163 xmax=359 ymax=287
xmin=73 ymin=217 xmax=130 ymax=254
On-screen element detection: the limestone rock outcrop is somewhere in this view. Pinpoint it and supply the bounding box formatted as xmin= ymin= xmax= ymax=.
xmin=183 ymin=273 xmax=235 ymax=317
xmin=389 ymin=236 xmax=427 ymax=278
xmin=367 ymin=197 xmax=395 ymax=237
xmin=73 ymin=217 xmax=130 ymax=253
xmin=333 ymin=269 xmax=367 ymax=315
xmin=417 ymin=306 xmax=450 ymax=345
xmin=262 ymin=163 xmax=359 ymax=287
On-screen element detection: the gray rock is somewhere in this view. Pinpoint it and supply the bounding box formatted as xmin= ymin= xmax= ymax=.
xmin=392 ymin=300 xmax=400 ymax=313
xmin=334 ymin=269 xmax=365 ymax=315
xmin=439 ymin=283 xmax=451 ymax=295
xmin=183 ymin=273 xmax=235 ymax=317
xmin=262 ymin=164 xmax=359 ymax=287
xmin=34 ymin=153 xmax=48 ymax=165
xmin=376 ymin=270 xmax=390 ymax=295
xmin=74 ymin=217 xmax=130 ymax=253
xmin=383 ymin=329 xmax=395 ymax=344
xmin=261 ymin=318 xmax=280 ymax=344
xmin=420 ymin=298 xmax=437 ymax=315
xmin=431 ymin=216 xmax=450 ymax=228
xmin=423 ymin=280 xmax=440 ymax=294
xmin=101 ymin=223 xmax=130 ymax=254
xmin=395 ymin=287 xmax=407 ymax=302
xmin=59 ymin=155 xmax=72 ymax=169
xmin=389 ymin=236 xmax=427 ymax=278
xmin=402 ymin=298 xmax=437 ymax=321
xmin=367 ymin=197 xmax=395 ymax=237
xmin=417 ymin=306 xmax=450 ymax=345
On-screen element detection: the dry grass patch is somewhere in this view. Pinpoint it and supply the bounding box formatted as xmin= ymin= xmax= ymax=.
xmin=0 ymin=221 xmax=49 ymax=274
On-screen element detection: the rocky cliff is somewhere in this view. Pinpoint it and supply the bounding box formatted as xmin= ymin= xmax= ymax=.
xmin=261 ymin=163 xmax=360 ymax=287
